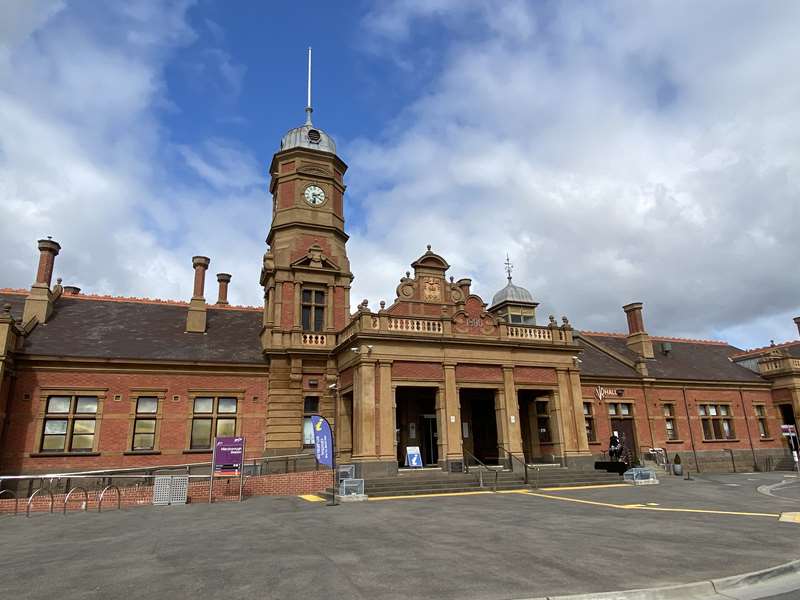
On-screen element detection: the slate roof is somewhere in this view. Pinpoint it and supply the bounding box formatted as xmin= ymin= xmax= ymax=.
xmin=577 ymin=332 xmax=766 ymax=383
xmin=574 ymin=339 xmax=639 ymax=378
xmin=0 ymin=292 xmax=265 ymax=365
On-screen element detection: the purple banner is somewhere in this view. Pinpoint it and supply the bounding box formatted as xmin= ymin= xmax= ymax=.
xmin=214 ymin=436 xmax=244 ymax=475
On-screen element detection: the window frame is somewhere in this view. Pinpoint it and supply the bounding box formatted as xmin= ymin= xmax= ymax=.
xmin=303 ymin=396 xmax=320 ymax=448
xmin=535 ymin=400 xmax=551 ymax=444
xmin=301 ymin=287 xmax=326 ymax=332
xmin=754 ymin=404 xmax=769 ymax=439
xmin=127 ymin=391 xmax=166 ymax=454
xmin=583 ymin=401 xmax=596 ymax=443
xmin=699 ymin=403 xmax=736 ymax=441
xmin=662 ymin=403 xmax=679 ymax=441
xmin=186 ymin=393 xmax=241 ymax=451
xmin=36 ymin=390 xmax=105 ymax=455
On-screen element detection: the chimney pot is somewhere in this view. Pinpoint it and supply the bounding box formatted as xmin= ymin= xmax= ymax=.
xmin=794 ymin=316 xmax=800 ymax=337
xmin=622 ymin=302 xmax=645 ymax=334
xmin=622 ymin=301 xmax=654 ymax=359
xmin=216 ymin=273 xmax=231 ymax=305
xmin=191 ymin=256 xmax=210 ymax=299
xmin=63 ymin=286 xmax=81 ymax=296
xmin=35 ymin=238 xmax=61 ymax=288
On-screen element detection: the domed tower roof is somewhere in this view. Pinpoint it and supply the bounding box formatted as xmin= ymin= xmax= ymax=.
xmin=279 ymin=47 xmax=336 ymax=155
xmin=491 ymin=279 xmax=535 ymax=307
xmin=490 ymin=255 xmax=537 ymax=308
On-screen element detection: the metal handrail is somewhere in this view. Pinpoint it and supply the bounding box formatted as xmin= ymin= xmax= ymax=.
xmin=26 ymin=488 xmax=54 ymax=517
xmin=63 ymin=486 xmax=89 ymax=515
xmin=97 ymin=485 xmax=121 ymax=513
xmin=497 ymin=444 xmax=528 ymax=484
xmin=463 ymin=449 xmax=498 ymax=492
xmin=0 ymin=489 xmax=18 ymax=516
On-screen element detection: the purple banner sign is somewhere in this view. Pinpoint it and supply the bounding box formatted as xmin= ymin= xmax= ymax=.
xmin=214 ymin=436 xmax=244 ymax=475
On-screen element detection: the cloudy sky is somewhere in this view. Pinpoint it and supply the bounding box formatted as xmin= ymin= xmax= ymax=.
xmin=1 ymin=1 xmax=798 ymax=349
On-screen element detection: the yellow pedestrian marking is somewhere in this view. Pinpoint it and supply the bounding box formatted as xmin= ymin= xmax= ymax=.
xmin=646 ymin=503 xmax=660 ymax=506
xmin=369 ymin=490 xmax=495 ymax=501
xmin=526 ymin=492 xmax=780 ymax=519
xmin=298 ymin=494 xmax=326 ymax=502
xmin=538 ymin=483 xmax=630 ymax=492
xmin=779 ymin=512 xmax=800 ymax=523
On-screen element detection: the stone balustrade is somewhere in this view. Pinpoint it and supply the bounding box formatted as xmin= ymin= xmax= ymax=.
xmin=301 ymin=333 xmax=327 ymax=346
xmin=387 ymin=318 xmax=443 ymax=333
xmin=507 ymin=326 xmax=553 ymax=341
xmin=758 ymin=356 xmax=800 ymax=375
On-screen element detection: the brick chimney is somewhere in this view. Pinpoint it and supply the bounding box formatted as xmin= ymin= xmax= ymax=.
xmin=216 ymin=273 xmax=231 ymax=306
xmin=794 ymin=316 xmax=800 ymax=337
xmin=22 ymin=238 xmax=61 ymax=325
xmin=186 ymin=256 xmax=210 ymax=333
xmin=623 ymin=302 xmax=654 ymax=359
xmin=456 ymin=278 xmax=472 ymax=299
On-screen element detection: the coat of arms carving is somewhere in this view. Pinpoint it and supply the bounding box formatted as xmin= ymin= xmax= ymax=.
xmin=423 ymin=277 xmax=441 ymax=302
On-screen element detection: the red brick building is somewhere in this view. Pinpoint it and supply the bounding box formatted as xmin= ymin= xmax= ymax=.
xmin=1 ymin=100 xmax=799 ymax=479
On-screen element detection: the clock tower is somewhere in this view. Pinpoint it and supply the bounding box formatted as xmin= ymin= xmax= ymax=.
xmin=260 ymin=49 xmax=352 ymax=454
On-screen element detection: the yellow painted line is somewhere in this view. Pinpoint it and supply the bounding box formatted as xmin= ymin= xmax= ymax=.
xmin=539 ymin=483 xmax=630 ymax=492
xmin=526 ymin=492 xmax=779 ymax=519
xmin=779 ymin=512 xmax=800 ymax=523
xmin=369 ymin=490 xmax=495 ymax=501
xmin=298 ymin=494 xmax=326 ymax=502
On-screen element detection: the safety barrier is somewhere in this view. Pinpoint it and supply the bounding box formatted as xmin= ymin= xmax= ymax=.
xmin=26 ymin=488 xmax=54 ymax=518
xmin=0 ymin=489 xmax=18 ymax=516
xmin=63 ymin=486 xmax=89 ymax=515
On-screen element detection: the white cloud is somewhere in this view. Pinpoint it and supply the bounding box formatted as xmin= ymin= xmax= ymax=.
xmin=0 ymin=1 xmax=264 ymax=307
xmin=348 ymin=1 xmax=800 ymax=349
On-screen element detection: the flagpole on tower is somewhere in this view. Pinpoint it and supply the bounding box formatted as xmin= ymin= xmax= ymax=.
xmin=305 ymin=47 xmax=313 ymax=125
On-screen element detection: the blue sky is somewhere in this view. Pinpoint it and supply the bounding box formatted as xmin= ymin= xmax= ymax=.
xmin=1 ymin=1 xmax=799 ymax=349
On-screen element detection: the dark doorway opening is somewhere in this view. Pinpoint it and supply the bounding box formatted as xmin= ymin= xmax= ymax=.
xmin=396 ymin=387 xmax=438 ymax=466
xmin=610 ymin=418 xmax=637 ymax=463
xmin=518 ymin=390 xmax=553 ymax=463
xmin=779 ymin=404 xmax=798 ymax=452
xmin=460 ymin=388 xmax=499 ymax=464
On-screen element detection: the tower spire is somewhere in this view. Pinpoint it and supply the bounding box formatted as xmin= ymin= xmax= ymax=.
xmin=504 ymin=254 xmax=513 ymax=283
xmin=305 ymin=47 xmax=313 ymax=126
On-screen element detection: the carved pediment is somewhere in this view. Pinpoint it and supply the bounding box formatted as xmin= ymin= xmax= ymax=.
xmin=291 ymin=243 xmax=340 ymax=271
xmin=297 ymin=162 xmax=333 ymax=177
xmin=452 ymin=296 xmax=499 ymax=336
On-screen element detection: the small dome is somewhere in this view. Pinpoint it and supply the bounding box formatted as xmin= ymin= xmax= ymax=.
xmin=280 ymin=112 xmax=336 ymax=154
xmin=491 ymin=279 xmax=535 ymax=307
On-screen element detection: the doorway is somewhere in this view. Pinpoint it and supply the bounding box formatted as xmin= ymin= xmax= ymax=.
xmin=518 ymin=390 xmax=553 ymax=463
xmin=459 ymin=388 xmax=499 ymax=464
xmin=396 ymin=387 xmax=439 ymax=467
xmin=609 ymin=417 xmax=637 ymax=462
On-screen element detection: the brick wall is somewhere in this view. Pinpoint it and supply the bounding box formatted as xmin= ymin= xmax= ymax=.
xmin=0 ymin=469 xmax=333 ymax=514
xmin=392 ymin=361 xmax=443 ymax=380
xmin=514 ymin=366 xmax=557 ymax=384
xmin=455 ymin=364 xmax=502 ymax=382
xmin=1 ymin=368 xmax=269 ymax=474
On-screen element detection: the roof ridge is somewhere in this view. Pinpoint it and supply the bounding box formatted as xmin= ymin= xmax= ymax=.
xmin=731 ymin=339 xmax=800 ymax=358
xmin=579 ymin=330 xmax=729 ymax=346
xmin=56 ymin=292 xmax=261 ymax=312
xmin=0 ymin=288 xmax=28 ymax=295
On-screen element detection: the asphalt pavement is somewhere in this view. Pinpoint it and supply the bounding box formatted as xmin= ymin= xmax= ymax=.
xmin=1 ymin=471 xmax=799 ymax=600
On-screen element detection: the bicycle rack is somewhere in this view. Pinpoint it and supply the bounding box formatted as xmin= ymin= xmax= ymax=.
xmin=97 ymin=485 xmax=121 ymax=513
xmin=63 ymin=486 xmax=89 ymax=515
xmin=26 ymin=488 xmax=55 ymax=517
xmin=0 ymin=489 xmax=18 ymax=516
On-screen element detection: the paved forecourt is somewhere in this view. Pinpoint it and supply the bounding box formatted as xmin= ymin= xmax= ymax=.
xmin=2 ymin=472 xmax=799 ymax=600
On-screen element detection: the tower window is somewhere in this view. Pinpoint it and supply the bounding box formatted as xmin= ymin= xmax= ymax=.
xmin=302 ymin=289 xmax=325 ymax=332
xmin=307 ymin=129 xmax=321 ymax=143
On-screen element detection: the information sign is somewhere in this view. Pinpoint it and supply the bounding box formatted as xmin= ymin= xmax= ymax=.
xmin=214 ymin=437 xmax=244 ymax=475
xmin=312 ymin=415 xmax=333 ymax=467
xmin=405 ymin=445 xmax=423 ymax=468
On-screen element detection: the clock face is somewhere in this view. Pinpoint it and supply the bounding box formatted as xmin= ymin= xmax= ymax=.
xmin=303 ymin=185 xmax=326 ymax=206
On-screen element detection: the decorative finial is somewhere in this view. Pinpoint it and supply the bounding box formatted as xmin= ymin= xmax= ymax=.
xmin=426 ymin=244 xmax=432 ymax=252
xmin=504 ymin=254 xmax=513 ymax=282
xmin=305 ymin=47 xmax=313 ymax=126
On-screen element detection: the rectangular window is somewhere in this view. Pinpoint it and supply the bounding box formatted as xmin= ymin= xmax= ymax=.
xmin=536 ymin=400 xmax=551 ymax=444
xmin=663 ymin=403 xmax=678 ymax=441
xmin=132 ymin=396 xmax=158 ymax=451
xmin=699 ymin=404 xmax=735 ymax=440
xmin=301 ymin=289 xmax=326 ymax=332
xmin=583 ymin=402 xmax=596 ymax=442
xmin=303 ymin=397 xmax=320 ymax=447
xmin=608 ymin=403 xmax=633 ymax=417
xmin=190 ymin=396 xmax=238 ymax=449
xmin=755 ymin=405 xmax=769 ymax=438
xmin=40 ymin=395 xmax=98 ymax=453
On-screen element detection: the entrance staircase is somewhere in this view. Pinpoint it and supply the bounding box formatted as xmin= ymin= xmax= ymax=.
xmin=327 ymin=466 xmax=623 ymax=499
